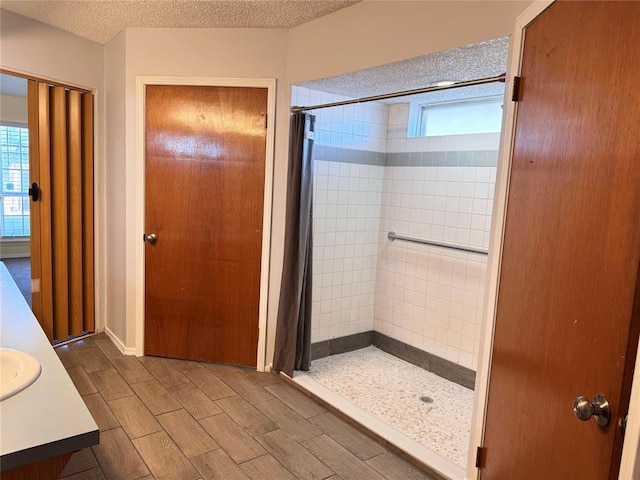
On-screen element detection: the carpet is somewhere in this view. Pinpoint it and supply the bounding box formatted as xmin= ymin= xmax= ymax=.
xmin=2 ymin=257 xmax=32 ymax=307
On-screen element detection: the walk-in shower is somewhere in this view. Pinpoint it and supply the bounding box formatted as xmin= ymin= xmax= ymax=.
xmin=290 ymin=37 xmax=508 ymax=480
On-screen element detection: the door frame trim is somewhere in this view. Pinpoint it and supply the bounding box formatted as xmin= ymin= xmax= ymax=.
xmin=467 ymin=2 xmax=552 ymax=474
xmin=134 ymin=76 xmax=276 ymax=371
xmin=467 ymin=1 xmax=640 ymax=478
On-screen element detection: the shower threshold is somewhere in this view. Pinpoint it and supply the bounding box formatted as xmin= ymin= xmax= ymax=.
xmin=292 ymin=370 xmax=467 ymax=480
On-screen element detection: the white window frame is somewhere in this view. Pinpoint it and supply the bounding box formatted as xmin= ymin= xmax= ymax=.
xmin=0 ymin=123 xmax=30 ymax=238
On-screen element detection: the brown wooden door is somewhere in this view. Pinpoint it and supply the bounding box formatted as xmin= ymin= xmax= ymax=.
xmin=481 ymin=2 xmax=640 ymax=479
xmin=144 ymin=85 xmax=267 ymax=366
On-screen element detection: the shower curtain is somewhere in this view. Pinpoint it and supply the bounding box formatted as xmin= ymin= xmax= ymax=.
xmin=273 ymin=112 xmax=315 ymax=376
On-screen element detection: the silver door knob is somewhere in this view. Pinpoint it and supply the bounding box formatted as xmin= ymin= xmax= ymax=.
xmin=143 ymin=233 xmax=157 ymax=245
xmin=573 ymin=393 xmax=610 ymax=427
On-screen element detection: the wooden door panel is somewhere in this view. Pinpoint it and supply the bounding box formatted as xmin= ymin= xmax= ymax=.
xmin=144 ymin=85 xmax=267 ymax=366
xmin=27 ymin=80 xmax=44 ymax=329
xmin=481 ymin=2 xmax=640 ymax=478
xmin=27 ymin=80 xmax=95 ymax=342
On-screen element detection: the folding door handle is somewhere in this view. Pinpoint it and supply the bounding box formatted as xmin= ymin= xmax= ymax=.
xmin=28 ymin=182 xmax=40 ymax=202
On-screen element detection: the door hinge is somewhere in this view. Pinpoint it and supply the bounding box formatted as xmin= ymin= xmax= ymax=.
xmin=619 ymin=414 xmax=628 ymax=435
xmin=475 ymin=446 xmax=486 ymax=468
xmin=512 ymin=76 xmax=522 ymax=102
xmin=264 ymin=113 xmax=268 ymax=130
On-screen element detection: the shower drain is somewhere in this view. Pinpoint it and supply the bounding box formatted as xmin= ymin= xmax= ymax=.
xmin=418 ymin=395 xmax=434 ymax=404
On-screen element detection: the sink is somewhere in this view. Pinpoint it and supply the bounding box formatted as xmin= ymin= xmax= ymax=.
xmin=0 ymin=348 xmax=42 ymax=401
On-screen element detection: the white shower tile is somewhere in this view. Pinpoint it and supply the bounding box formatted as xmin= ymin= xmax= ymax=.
xmin=309 ymin=87 xmax=496 ymax=374
xmin=443 ymin=227 xmax=457 ymax=243
xmin=445 ymin=347 xmax=460 ymax=364
xmin=460 ymin=335 xmax=475 ymax=354
xmin=433 ymin=341 xmax=447 ymax=359
xmin=469 ymin=230 xmax=485 ymax=248
xmin=475 ymin=167 xmax=493 ymax=183
xmin=473 ymin=183 xmax=491 ymax=199
xmin=459 ymin=351 xmax=474 ymax=370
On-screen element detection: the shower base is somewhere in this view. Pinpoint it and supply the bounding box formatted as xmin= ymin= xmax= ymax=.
xmin=296 ymin=346 xmax=473 ymax=476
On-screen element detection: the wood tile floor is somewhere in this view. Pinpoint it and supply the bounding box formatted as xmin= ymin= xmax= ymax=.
xmin=57 ymin=333 xmax=437 ymax=480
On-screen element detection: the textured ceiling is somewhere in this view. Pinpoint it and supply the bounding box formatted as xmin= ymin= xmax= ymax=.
xmin=1 ymin=4 xmax=508 ymax=107
xmin=0 ymin=0 xmax=361 ymax=44
xmin=298 ymin=37 xmax=509 ymax=105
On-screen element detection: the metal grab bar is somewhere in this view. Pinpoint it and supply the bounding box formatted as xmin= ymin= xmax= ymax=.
xmin=387 ymin=231 xmax=488 ymax=255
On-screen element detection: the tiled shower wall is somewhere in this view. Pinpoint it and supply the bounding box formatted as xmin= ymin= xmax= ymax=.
xmin=292 ymin=87 xmax=387 ymax=344
xmin=292 ymin=87 xmax=499 ymax=371
xmin=376 ymin=104 xmax=498 ymax=370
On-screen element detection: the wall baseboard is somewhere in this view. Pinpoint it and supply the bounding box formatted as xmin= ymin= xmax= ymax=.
xmin=0 ymin=239 xmax=30 ymax=259
xmin=0 ymin=253 xmax=30 ymax=259
xmin=105 ymin=326 xmax=136 ymax=356
xmin=311 ymin=331 xmax=476 ymax=390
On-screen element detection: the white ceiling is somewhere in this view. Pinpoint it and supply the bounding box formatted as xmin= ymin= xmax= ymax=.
xmin=298 ymin=37 xmax=509 ymax=105
xmin=0 ymin=0 xmax=361 ymax=44
xmin=1 ymin=2 xmax=508 ymax=106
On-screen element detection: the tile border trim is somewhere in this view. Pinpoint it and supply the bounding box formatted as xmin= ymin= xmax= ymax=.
xmin=313 ymin=145 xmax=498 ymax=167
xmin=311 ymin=331 xmax=374 ymax=361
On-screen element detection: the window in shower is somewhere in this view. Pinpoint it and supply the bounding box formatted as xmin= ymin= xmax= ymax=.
xmin=420 ymin=96 xmax=503 ymax=136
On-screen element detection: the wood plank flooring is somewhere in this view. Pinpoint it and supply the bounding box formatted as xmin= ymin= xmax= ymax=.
xmin=58 ymin=333 xmax=437 ymax=480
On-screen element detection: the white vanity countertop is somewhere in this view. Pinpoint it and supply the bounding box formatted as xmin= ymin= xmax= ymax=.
xmin=0 ymin=262 xmax=99 ymax=470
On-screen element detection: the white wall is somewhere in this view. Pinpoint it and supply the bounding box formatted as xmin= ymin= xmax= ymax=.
xmin=287 ymin=1 xmax=531 ymax=84
xmin=0 ymin=95 xmax=27 ymax=124
xmin=103 ymin=30 xmax=127 ymax=343
xmin=0 ymin=10 xmax=107 ymax=332
xmin=104 ymin=27 xmax=289 ymax=355
xmin=0 ymin=10 xmax=104 ymax=90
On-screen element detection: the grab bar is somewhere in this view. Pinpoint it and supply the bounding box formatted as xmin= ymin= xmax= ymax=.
xmin=388 ymin=231 xmax=488 ymax=255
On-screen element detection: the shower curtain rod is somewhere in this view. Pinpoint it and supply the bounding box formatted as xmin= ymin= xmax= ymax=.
xmin=291 ymin=73 xmax=506 ymax=112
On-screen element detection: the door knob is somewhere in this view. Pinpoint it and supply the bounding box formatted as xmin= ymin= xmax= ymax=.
xmin=143 ymin=233 xmax=158 ymax=245
xmin=573 ymin=393 xmax=610 ymax=427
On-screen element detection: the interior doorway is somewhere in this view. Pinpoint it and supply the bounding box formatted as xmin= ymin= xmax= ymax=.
xmin=0 ymin=70 xmax=96 ymax=343
xmin=0 ymin=73 xmax=31 ymax=305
